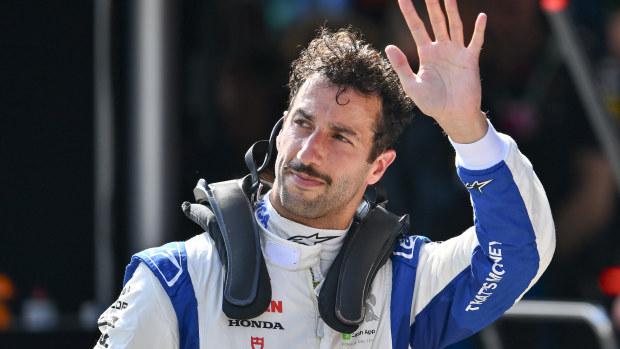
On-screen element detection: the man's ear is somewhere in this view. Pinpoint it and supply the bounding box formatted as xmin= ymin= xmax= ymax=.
xmin=367 ymin=149 xmax=396 ymax=185
xmin=276 ymin=110 xmax=288 ymax=151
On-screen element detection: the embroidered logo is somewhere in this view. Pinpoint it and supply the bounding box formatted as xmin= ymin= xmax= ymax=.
xmin=288 ymin=233 xmax=338 ymax=246
xmin=251 ymin=337 xmax=264 ymax=349
xmin=465 ymin=179 xmax=494 ymax=193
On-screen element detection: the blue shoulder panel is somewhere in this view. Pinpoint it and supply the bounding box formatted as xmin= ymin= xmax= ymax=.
xmin=124 ymin=242 xmax=200 ymax=349
xmin=390 ymin=235 xmax=430 ymax=349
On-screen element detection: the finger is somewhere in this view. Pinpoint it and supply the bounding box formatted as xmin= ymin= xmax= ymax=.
xmin=398 ymin=0 xmax=432 ymax=46
xmin=425 ymin=0 xmax=450 ymax=41
xmin=445 ymin=0 xmax=464 ymax=45
xmin=468 ymin=13 xmax=487 ymax=55
xmin=385 ymin=45 xmax=418 ymax=88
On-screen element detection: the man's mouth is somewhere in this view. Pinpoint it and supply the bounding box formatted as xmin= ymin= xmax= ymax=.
xmin=290 ymin=170 xmax=325 ymax=188
xmin=283 ymin=161 xmax=332 ymax=186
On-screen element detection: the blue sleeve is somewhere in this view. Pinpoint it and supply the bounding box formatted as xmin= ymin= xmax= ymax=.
xmin=391 ymin=143 xmax=555 ymax=348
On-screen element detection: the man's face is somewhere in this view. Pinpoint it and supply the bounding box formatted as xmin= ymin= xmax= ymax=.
xmin=270 ymin=75 xmax=395 ymax=229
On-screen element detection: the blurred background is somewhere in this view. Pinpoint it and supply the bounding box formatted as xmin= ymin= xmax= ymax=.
xmin=1 ymin=0 xmax=620 ymax=347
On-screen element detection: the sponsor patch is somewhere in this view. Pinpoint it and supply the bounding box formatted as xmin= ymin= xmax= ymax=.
xmin=110 ymin=301 xmax=128 ymax=311
xmin=228 ymin=319 xmax=285 ymax=330
xmin=256 ymin=199 xmax=270 ymax=229
xmin=466 ymin=241 xmax=505 ymax=311
xmin=264 ymin=300 xmax=283 ymax=313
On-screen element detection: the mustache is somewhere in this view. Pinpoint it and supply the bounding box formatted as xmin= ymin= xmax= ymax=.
xmin=283 ymin=161 xmax=332 ymax=185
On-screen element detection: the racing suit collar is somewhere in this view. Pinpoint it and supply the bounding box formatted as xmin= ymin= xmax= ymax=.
xmin=254 ymin=191 xmax=349 ymax=274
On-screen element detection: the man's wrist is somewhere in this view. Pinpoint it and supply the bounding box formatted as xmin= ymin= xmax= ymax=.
xmin=443 ymin=111 xmax=489 ymax=144
xmin=449 ymin=120 xmax=508 ymax=170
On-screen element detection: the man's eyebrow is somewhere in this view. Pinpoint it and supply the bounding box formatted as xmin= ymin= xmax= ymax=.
xmin=295 ymin=108 xmax=361 ymax=142
xmin=330 ymin=123 xmax=360 ymax=141
xmin=296 ymin=108 xmax=314 ymax=121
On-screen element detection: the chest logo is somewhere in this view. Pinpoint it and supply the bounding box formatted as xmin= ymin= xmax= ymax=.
xmin=251 ymin=337 xmax=264 ymax=349
xmin=288 ymin=233 xmax=338 ymax=246
xmin=228 ymin=319 xmax=285 ymax=330
xmin=264 ymin=300 xmax=283 ymax=313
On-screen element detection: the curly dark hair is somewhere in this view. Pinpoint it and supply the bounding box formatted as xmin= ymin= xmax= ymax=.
xmin=288 ymin=26 xmax=414 ymax=161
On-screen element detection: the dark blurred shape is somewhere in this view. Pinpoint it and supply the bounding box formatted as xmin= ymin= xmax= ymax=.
xmin=0 ymin=0 xmax=94 ymax=333
xmin=0 ymin=273 xmax=15 ymax=332
xmin=21 ymin=287 xmax=59 ymax=332
xmin=0 ymin=274 xmax=16 ymax=302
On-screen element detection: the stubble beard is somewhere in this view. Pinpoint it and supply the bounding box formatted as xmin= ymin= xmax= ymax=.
xmin=274 ymin=157 xmax=369 ymax=220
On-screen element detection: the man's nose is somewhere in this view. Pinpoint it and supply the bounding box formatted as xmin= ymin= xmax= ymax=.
xmin=297 ymin=131 xmax=325 ymax=166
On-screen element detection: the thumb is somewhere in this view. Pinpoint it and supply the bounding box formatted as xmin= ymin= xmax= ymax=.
xmin=385 ymin=45 xmax=417 ymax=97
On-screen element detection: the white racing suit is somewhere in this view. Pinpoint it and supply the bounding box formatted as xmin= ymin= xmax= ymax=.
xmin=95 ymin=123 xmax=555 ymax=348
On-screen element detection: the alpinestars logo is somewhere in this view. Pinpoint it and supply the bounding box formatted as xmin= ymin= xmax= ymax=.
xmin=251 ymin=337 xmax=264 ymax=349
xmin=288 ymin=233 xmax=337 ymax=246
xmin=465 ymin=179 xmax=494 ymax=193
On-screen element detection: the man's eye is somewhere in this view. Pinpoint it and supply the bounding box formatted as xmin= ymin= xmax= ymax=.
xmin=334 ymin=134 xmax=351 ymax=144
xmin=294 ymin=119 xmax=310 ymax=128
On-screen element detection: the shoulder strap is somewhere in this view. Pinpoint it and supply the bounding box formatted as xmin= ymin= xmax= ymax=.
xmin=318 ymin=204 xmax=410 ymax=333
xmin=183 ymin=176 xmax=272 ymax=319
xmin=123 ymin=242 xmax=200 ymax=349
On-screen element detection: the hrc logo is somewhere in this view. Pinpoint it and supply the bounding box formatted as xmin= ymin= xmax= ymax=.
xmin=251 ymin=337 xmax=264 ymax=349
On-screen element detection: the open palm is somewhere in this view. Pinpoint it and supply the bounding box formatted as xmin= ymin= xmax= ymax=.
xmin=386 ymin=0 xmax=488 ymax=143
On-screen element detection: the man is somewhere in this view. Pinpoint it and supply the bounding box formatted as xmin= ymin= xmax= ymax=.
xmin=95 ymin=0 xmax=555 ymax=348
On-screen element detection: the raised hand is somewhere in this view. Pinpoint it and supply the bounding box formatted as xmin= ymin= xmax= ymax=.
xmin=386 ymin=0 xmax=488 ymax=143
